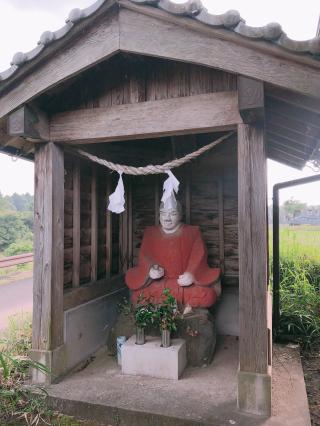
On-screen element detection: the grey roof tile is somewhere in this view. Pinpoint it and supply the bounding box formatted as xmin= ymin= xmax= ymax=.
xmin=0 ymin=0 xmax=319 ymax=84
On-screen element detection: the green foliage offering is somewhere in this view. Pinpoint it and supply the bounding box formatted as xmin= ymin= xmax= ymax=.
xmin=134 ymin=295 xmax=157 ymax=329
xmin=157 ymin=288 xmax=180 ymax=332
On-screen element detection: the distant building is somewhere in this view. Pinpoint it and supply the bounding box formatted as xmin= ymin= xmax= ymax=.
xmin=289 ymin=206 xmax=320 ymax=225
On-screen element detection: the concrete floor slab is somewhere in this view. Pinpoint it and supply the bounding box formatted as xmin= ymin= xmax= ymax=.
xmin=46 ymin=336 xmax=310 ymax=426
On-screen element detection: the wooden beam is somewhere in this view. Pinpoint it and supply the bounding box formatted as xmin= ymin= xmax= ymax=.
xmin=7 ymin=105 xmax=49 ymax=141
xmin=72 ymin=160 xmax=81 ymax=288
xmin=63 ymin=274 xmax=125 ymax=311
xmin=91 ymin=168 xmax=98 ymax=281
xmin=32 ymin=142 xmax=64 ymax=351
xmin=238 ymin=123 xmax=268 ymax=374
xmin=50 ymin=92 xmax=241 ymax=143
xmin=238 ymin=76 xmax=264 ymax=124
xmin=119 ymin=5 xmax=320 ymax=99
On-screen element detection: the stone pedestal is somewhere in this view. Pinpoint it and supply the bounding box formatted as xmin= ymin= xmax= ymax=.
xmin=108 ymin=308 xmax=216 ymax=367
xmin=122 ymin=336 xmax=187 ymax=380
xmin=176 ymin=308 xmax=216 ymax=367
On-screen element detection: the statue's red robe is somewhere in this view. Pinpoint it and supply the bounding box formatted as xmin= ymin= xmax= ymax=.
xmin=125 ymin=224 xmax=220 ymax=308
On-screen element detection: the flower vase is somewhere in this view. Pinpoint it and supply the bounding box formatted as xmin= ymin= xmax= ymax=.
xmin=161 ymin=329 xmax=171 ymax=348
xmin=135 ymin=327 xmax=145 ymax=345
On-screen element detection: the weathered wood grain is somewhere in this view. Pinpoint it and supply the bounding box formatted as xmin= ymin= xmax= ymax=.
xmin=238 ymin=76 xmax=264 ymax=124
xmin=218 ymin=179 xmax=225 ymax=273
xmin=106 ymin=175 xmax=112 ymax=277
xmin=91 ymin=168 xmax=98 ymax=281
xmin=238 ymin=123 xmax=268 ymax=374
xmin=7 ymin=105 xmax=49 ymax=141
xmin=32 ymin=143 xmax=64 ymax=351
xmin=63 ymin=274 xmax=125 ymax=311
xmin=119 ymin=5 xmax=320 ymax=98
xmin=266 ymin=86 xmax=320 ymax=114
xmin=72 ymin=160 xmax=80 ymax=288
xmin=50 ymin=92 xmax=241 ymax=143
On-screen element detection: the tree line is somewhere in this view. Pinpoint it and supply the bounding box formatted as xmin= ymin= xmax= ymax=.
xmin=0 ymin=192 xmax=34 ymax=256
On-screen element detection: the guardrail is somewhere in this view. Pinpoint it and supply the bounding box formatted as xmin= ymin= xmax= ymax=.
xmin=0 ymin=252 xmax=33 ymax=268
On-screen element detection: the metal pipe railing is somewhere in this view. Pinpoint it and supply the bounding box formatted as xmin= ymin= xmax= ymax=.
xmin=0 ymin=252 xmax=33 ymax=269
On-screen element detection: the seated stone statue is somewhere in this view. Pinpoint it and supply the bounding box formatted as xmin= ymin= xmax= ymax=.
xmin=125 ymin=202 xmax=221 ymax=313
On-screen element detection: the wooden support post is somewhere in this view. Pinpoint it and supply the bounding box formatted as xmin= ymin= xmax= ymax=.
xmin=185 ymin=167 xmax=191 ymax=225
xmin=154 ymin=176 xmax=160 ymax=225
xmin=31 ymin=142 xmax=65 ymax=384
xmin=72 ymin=160 xmax=81 ymax=288
xmin=120 ymin=182 xmax=129 ymax=273
xmin=91 ymin=168 xmax=98 ymax=281
xmin=127 ymin=178 xmax=133 ymax=268
xmin=218 ymin=178 xmax=225 ymax=274
xmin=237 ymin=123 xmax=271 ymax=416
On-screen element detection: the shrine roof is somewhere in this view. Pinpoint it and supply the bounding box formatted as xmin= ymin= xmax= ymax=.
xmin=0 ymin=0 xmax=319 ymax=85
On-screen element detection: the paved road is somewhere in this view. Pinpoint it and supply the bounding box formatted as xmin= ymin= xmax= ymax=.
xmin=0 ymin=277 xmax=33 ymax=330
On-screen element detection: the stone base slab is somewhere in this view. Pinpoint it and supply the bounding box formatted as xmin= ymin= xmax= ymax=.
xmin=237 ymin=369 xmax=271 ymax=416
xmin=122 ymin=336 xmax=186 ymax=380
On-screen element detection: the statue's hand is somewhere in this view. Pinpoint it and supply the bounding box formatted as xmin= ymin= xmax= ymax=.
xmin=178 ymin=272 xmax=194 ymax=287
xmin=149 ymin=265 xmax=164 ymax=280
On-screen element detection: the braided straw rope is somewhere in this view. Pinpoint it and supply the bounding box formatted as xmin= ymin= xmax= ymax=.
xmin=75 ymin=132 xmax=234 ymax=175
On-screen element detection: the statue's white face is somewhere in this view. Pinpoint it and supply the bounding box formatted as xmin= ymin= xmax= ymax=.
xmin=159 ymin=207 xmax=181 ymax=232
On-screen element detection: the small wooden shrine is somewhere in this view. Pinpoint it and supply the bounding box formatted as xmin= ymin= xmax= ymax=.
xmin=0 ymin=0 xmax=319 ymax=419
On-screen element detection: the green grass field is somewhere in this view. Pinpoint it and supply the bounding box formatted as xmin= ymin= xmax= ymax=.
xmin=272 ymin=225 xmax=320 ymax=349
xmin=277 ymin=225 xmax=320 ymax=263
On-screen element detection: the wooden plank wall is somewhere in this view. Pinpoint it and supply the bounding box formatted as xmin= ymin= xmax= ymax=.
xmin=42 ymin=55 xmax=236 ymax=114
xmin=63 ymin=158 xmax=121 ymax=290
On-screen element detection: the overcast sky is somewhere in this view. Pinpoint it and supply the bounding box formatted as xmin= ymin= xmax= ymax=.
xmin=0 ymin=0 xmax=319 ymax=204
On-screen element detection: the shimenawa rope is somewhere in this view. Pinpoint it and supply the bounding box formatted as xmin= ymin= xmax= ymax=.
xmin=74 ymin=132 xmax=234 ymax=175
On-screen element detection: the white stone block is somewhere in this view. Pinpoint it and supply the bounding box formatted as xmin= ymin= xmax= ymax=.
xmin=121 ymin=336 xmax=187 ymax=380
